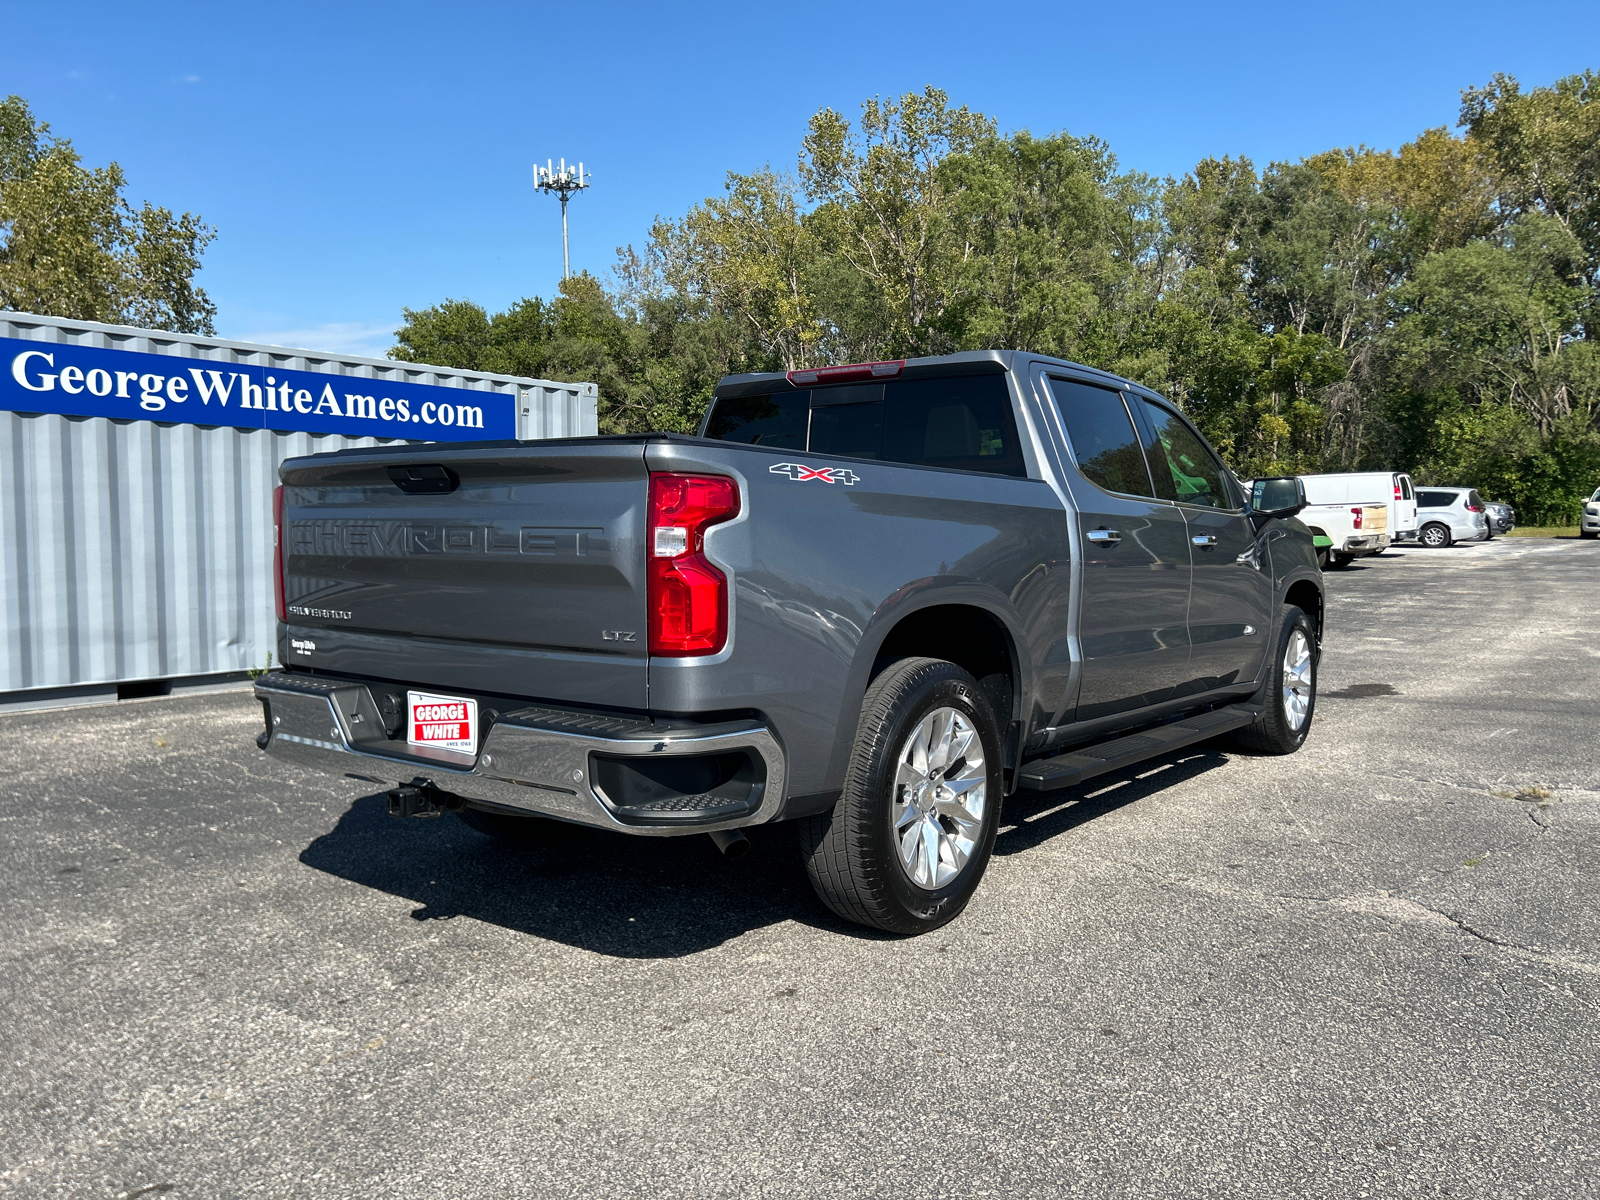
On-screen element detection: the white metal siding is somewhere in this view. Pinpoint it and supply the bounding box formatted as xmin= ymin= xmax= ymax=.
xmin=0 ymin=314 xmax=600 ymax=695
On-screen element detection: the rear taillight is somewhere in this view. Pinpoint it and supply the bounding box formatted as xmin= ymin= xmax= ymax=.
xmin=1351 ymin=506 xmax=1363 ymax=529
xmin=273 ymin=484 xmax=286 ymax=623
xmin=1394 ymin=483 xmax=1401 ymax=499
xmin=1467 ymin=502 xmax=1484 ymax=512
xmin=648 ymin=473 xmax=739 ymax=656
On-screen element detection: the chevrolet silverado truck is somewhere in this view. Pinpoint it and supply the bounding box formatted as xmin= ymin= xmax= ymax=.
xmin=255 ymin=351 xmax=1323 ymax=934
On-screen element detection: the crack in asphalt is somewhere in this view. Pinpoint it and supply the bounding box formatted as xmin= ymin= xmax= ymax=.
xmin=1118 ymin=863 xmax=1600 ymax=983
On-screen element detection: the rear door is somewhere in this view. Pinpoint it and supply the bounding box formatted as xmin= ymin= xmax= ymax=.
xmin=1394 ymin=474 xmax=1417 ymax=537
xmin=1046 ymin=376 xmax=1191 ymax=721
xmin=1130 ymin=395 xmax=1271 ymax=697
xmin=279 ymin=441 xmax=650 ymax=709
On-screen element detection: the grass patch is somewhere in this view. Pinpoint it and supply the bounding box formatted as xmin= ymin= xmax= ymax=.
xmin=1505 ymin=526 xmax=1582 ymax=538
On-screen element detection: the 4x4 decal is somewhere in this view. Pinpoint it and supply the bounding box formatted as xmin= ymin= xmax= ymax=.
xmin=769 ymin=462 xmax=860 ymax=486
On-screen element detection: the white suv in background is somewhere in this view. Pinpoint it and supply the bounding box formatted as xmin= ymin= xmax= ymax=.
xmin=1582 ymin=487 xmax=1599 ymax=538
xmin=1415 ymin=487 xmax=1492 ymax=547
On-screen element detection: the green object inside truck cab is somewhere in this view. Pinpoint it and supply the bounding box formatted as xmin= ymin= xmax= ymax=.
xmin=1312 ymin=534 xmax=1334 ymax=549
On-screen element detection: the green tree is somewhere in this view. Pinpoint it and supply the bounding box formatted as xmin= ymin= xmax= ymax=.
xmin=0 ymin=96 xmax=216 ymax=333
xmin=800 ymin=86 xmax=996 ymax=358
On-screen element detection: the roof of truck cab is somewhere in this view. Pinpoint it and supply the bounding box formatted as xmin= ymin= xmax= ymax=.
xmin=712 ymin=350 xmax=1144 ymax=400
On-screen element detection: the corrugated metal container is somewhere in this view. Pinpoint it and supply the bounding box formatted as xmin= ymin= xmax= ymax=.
xmin=0 ymin=313 xmax=599 ymax=704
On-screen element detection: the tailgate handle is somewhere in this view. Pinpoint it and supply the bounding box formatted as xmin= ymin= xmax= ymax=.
xmin=387 ymin=464 xmax=459 ymax=495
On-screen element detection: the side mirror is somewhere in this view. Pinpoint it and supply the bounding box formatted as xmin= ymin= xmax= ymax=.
xmin=1250 ymin=476 xmax=1306 ymax=519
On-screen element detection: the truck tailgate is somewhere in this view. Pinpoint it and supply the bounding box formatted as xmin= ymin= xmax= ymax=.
xmin=278 ymin=440 xmax=649 ymax=710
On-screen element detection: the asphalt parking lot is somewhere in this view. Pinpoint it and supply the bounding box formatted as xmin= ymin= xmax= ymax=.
xmin=2 ymin=536 xmax=1596 ymax=1199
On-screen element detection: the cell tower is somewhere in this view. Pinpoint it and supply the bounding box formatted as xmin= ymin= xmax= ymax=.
xmin=534 ymin=158 xmax=590 ymax=280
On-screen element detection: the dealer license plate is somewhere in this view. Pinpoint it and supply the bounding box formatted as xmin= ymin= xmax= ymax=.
xmin=407 ymin=690 xmax=477 ymax=756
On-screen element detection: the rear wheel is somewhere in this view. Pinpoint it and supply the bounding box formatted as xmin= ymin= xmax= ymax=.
xmin=800 ymin=657 xmax=1004 ymax=935
xmin=1232 ymin=605 xmax=1317 ymax=755
xmin=1329 ymin=552 xmax=1354 ymax=568
xmin=1419 ymin=523 xmax=1451 ymax=548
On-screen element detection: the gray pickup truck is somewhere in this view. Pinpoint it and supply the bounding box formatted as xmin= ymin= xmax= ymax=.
xmin=256 ymin=350 xmax=1322 ymax=934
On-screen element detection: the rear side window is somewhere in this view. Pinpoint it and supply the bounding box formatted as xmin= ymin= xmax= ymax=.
xmin=1416 ymin=490 xmax=1457 ymax=508
xmin=1468 ymin=490 xmax=1485 ymax=507
xmin=1134 ymin=397 xmax=1235 ymax=509
xmin=882 ymin=376 xmax=1025 ymax=475
xmin=703 ymin=391 xmax=808 ymax=449
xmin=1049 ymin=378 xmax=1153 ymax=497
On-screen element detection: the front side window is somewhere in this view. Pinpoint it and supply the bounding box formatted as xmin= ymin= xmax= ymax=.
xmin=1048 ymin=377 xmax=1153 ymax=497
xmin=703 ymin=391 xmax=808 ymax=449
xmin=1134 ymin=397 xmax=1233 ymax=509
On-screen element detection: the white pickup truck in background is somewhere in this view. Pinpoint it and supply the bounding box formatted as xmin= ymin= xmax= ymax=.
xmin=1296 ymin=472 xmax=1415 ymax=569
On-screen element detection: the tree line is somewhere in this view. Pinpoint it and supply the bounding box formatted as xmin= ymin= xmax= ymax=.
xmin=4 ymin=77 xmax=1595 ymax=522
xmin=395 ymin=74 xmax=1600 ymax=523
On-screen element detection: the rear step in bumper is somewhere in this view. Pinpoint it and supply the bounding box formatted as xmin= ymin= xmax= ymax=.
xmin=1017 ymin=702 xmax=1264 ymax=792
xmin=254 ymin=674 xmax=786 ymax=836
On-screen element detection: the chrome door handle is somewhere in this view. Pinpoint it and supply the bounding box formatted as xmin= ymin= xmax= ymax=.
xmin=1087 ymin=528 xmax=1121 ymax=543
xmin=1192 ymin=534 xmax=1218 ymax=547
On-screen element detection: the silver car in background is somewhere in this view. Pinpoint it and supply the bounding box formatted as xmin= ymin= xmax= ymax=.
xmin=1484 ymin=501 xmax=1515 ymax=534
xmin=1582 ymin=487 xmax=1599 ymax=539
xmin=1415 ymin=487 xmax=1492 ymax=547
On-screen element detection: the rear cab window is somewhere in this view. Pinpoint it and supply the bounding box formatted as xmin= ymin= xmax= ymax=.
xmin=703 ymin=373 xmax=1027 ymax=477
xmin=702 ymin=392 xmax=808 ymax=449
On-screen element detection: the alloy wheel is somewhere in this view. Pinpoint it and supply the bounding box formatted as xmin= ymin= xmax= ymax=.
xmin=1282 ymin=629 xmax=1313 ymax=731
xmin=890 ymin=706 xmax=987 ymax=889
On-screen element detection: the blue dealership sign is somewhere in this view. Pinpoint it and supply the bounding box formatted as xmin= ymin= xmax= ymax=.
xmin=1 ymin=335 xmax=516 ymax=441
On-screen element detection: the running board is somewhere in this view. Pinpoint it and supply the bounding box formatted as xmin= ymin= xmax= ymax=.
xmin=1017 ymin=702 xmax=1264 ymax=792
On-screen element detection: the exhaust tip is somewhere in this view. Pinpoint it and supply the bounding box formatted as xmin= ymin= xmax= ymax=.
xmin=708 ymin=828 xmax=750 ymax=861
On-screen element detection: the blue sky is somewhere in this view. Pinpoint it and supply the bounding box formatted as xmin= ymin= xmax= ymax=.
xmin=4 ymin=1 xmax=1597 ymax=359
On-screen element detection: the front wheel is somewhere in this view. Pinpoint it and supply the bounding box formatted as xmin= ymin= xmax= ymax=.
xmin=1232 ymin=605 xmax=1317 ymax=755
xmin=1582 ymin=529 xmax=1598 ymax=540
xmin=1419 ymin=523 xmax=1451 ymax=548
xmin=801 ymin=657 xmax=1004 ymax=935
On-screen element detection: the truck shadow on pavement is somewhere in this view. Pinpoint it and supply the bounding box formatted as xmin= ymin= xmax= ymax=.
xmin=298 ymin=746 xmax=1234 ymax=957
xmin=299 ymin=793 xmax=841 ymax=957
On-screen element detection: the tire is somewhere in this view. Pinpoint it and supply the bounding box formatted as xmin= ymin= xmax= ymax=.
xmin=800 ymin=657 xmax=1004 ymax=935
xmin=1232 ymin=605 xmax=1317 ymax=755
xmin=1315 ymin=548 xmax=1329 ymax=571
xmin=1329 ymin=552 xmax=1354 ymax=568
xmin=1419 ymin=523 xmax=1452 ymax=548
xmin=455 ymin=806 xmax=573 ymax=844
xmin=1582 ymin=530 xmax=1598 ymax=540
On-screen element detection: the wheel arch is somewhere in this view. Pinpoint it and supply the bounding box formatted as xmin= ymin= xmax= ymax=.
xmin=1283 ymin=577 xmax=1324 ymax=650
xmin=811 ymin=589 xmax=1029 ymax=810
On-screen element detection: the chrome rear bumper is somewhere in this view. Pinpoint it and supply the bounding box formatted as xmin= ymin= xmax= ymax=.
xmin=254 ymin=673 xmax=786 ymax=835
